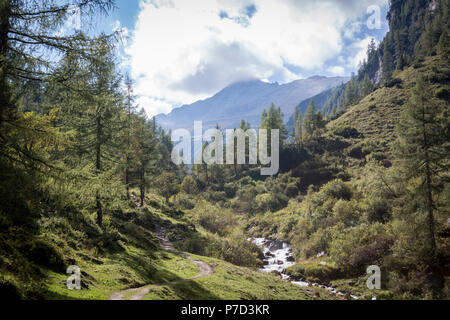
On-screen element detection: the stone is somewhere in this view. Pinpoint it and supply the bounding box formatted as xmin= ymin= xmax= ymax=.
xmin=268 ymin=240 xmax=284 ymax=252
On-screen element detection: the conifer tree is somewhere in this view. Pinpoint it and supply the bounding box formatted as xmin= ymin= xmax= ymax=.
xmin=292 ymin=106 xmax=303 ymax=144
xmin=0 ymin=0 xmax=115 ymax=228
xmin=132 ymin=111 xmax=158 ymax=207
xmin=302 ymin=100 xmax=316 ymax=138
xmin=343 ymin=78 xmax=357 ymax=107
xmin=382 ymin=40 xmax=394 ymax=84
xmin=260 ymin=103 xmax=287 ymax=144
xmin=124 ymin=76 xmax=136 ymax=200
xmin=57 ymin=37 xmax=123 ymax=226
xmin=359 ymin=74 xmax=374 ymax=98
xmin=394 ymin=76 xmax=449 ymax=269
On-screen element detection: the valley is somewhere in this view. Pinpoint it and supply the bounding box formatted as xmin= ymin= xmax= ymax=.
xmin=0 ymin=0 xmax=449 ymax=302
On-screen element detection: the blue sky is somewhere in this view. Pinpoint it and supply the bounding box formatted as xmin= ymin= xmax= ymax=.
xmin=89 ymin=0 xmax=140 ymax=34
xmin=88 ymin=0 xmax=390 ymax=117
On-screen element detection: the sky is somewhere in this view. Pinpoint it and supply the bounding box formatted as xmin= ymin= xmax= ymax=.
xmin=93 ymin=0 xmax=390 ymax=117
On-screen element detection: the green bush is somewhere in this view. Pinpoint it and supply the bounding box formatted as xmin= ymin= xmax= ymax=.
xmin=238 ymin=176 xmax=255 ymax=186
xmin=193 ymin=202 xmax=237 ymax=236
xmin=175 ymin=194 xmax=195 ymax=210
xmin=363 ymin=198 xmax=391 ymax=223
xmin=332 ymin=199 xmax=360 ymax=227
xmin=279 ymin=216 xmax=299 ymax=239
xmin=286 ymin=263 xmax=341 ymax=283
xmin=181 ymin=176 xmax=199 ymax=195
xmin=179 ymin=232 xmax=262 ymax=269
xmin=367 ymin=152 xmax=386 ymax=162
xmin=321 ymin=179 xmax=352 ymax=201
xmin=204 ymin=232 xmax=262 ymax=268
xmin=178 ymin=235 xmax=208 ymax=255
xmin=435 ymin=88 xmax=450 ymax=100
xmin=300 ymin=228 xmax=332 ymax=258
xmin=347 ymin=145 xmax=365 ymax=159
xmin=224 ymin=182 xmax=238 ymax=198
xmin=203 ymin=190 xmax=227 ymax=203
xmin=255 ymin=192 xmax=288 ymax=213
xmin=22 ymin=239 xmax=67 ymax=272
xmin=332 ymin=126 xmax=360 ymax=139
xmin=329 ymin=223 xmax=393 ymax=275
xmin=385 ymin=78 xmax=402 ymax=88
xmin=285 ymin=183 xmax=299 ymax=198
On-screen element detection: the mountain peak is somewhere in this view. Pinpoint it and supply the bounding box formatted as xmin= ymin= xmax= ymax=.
xmin=156 ymin=75 xmax=350 ymax=131
xmin=308 ymin=75 xmax=327 ymax=80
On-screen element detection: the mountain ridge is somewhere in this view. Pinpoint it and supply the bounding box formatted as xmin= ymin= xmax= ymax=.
xmin=155 ymin=76 xmax=350 ymax=131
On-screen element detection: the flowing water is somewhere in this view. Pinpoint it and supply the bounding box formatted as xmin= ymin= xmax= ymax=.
xmin=251 ymin=237 xmax=361 ymax=299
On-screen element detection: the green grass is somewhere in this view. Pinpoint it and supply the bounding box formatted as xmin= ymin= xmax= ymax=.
xmin=142 ymin=254 xmax=329 ymax=300
xmin=43 ymin=243 xmax=327 ymax=300
xmin=328 ymin=56 xmax=450 ymax=152
xmin=38 ymin=196 xmax=325 ymax=300
xmin=44 ymin=247 xmax=200 ymax=300
xmin=329 ymin=278 xmax=393 ymax=300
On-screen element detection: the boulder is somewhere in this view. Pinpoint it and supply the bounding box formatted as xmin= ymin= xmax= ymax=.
xmin=257 ymin=251 xmax=265 ymax=260
xmin=268 ymin=240 xmax=284 ymax=252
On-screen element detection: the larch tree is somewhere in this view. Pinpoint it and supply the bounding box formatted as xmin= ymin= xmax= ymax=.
xmin=56 ymin=37 xmax=123 ymax=226
xmin=292 ymin=106 xmax=303 ymax=144
xmin=124 ymin=75 xmax=137 ymax=200
xmin=260 ymin=103 xmax=287 ymax=149
xmin=0 ymin=0 xmax=115 ymax=227
xmin=394 ymin=76 xmax=449 ymax=269
xmin=132 ymin=110 xmax=158 ymax=207
xmin=302 ymin=100 xmax=316 ymax=139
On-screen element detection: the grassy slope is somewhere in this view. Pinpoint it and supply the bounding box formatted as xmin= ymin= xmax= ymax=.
xmin=328 ymin=55 xmax=450 ymax=156
xmin=245 ymin=55 xmax=450 ymax=299
xmin=40 ymin=194 xmax=325 ymax=300
xmin=141 ymin=254 xmax=324 ymax=300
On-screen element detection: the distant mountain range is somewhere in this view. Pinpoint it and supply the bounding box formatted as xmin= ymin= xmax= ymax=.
xmin=285 ymin=85 xmax=343 ymax=132
xmin=155 ymin=76 xmax=350 ymax=131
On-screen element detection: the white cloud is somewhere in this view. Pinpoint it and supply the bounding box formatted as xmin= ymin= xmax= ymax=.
xmin=328 ymin=66 xmax=346 ymax=76
xmin=136 ymin=96 xmax=173 ymax=117
xmin=126 ymin=0 xmax=388 ymax=117
xmin=346 ymin=36 xmax=379 ymax=70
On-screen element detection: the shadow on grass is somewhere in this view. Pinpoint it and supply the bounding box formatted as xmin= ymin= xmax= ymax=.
xmin=147 ymin=279 xmax=220 ymax=300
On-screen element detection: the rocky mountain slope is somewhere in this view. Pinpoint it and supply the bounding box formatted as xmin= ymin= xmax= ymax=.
xmin=156 ymin=76 xmax=349 ymax=131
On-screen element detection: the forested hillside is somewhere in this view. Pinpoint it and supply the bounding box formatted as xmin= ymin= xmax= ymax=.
xmin=0 ymin=0 xmax=449 ymax=300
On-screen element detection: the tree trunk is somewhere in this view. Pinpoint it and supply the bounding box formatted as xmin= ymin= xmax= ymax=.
xmin=0 ymin=1 xmax=11 ymax=128
xmin=96 ymin=113 xmax=102 ymax=225
xmin=96 ymin=194 xmax=103 ymax=225
xmin=425 ymin=161 xmax=436 ymax=259
xmin=140 ymin=168 xmax=145 ymax=207
xmin=126 ymin=167 xmax=130 ymax=200
xmin=125 ymin=96 xmax=131 ymax=200
xmin=422 ymin=107 xmax=436 ymax=260
xmin=0 ymin=1 xmax=9 ymax=57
